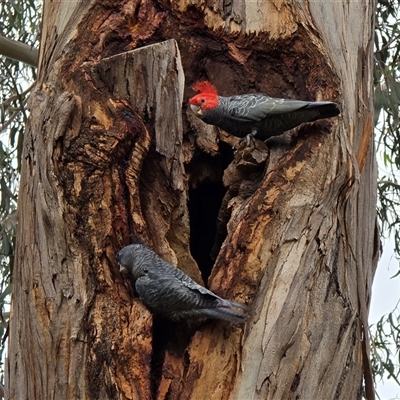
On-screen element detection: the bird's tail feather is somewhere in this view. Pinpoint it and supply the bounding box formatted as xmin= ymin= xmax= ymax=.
xmin=226 ymin=299 xmax=248 ymax=311
xmin=203 ymin=307 xmax=246 ymax=324
xmin=218 ymin=297 xmax=248 ymax=311
xmin=307 ymin=102 xmax=340 ymax=120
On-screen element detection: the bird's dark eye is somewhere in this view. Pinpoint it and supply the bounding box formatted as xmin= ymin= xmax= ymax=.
xmin=143 ymin=268 xmax=149 ymax=274
xmin=200 ymin=99 xmax=205 ymax=103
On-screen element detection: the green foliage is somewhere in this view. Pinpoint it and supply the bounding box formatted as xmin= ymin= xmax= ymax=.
xmin=0 ymin=0 xmax=39 ymax=168
xmin=0 ymin=142 xmax=17 ymax=373
xmin=375 ymin=0 xmax=400 ymax=195
xmin=372 ymin=0 xmax=400 ymax=395
xmin=371 ymin=306 xmax=400 ymax=397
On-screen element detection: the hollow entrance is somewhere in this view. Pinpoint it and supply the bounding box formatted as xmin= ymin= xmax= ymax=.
xmin=187 ymin=144 xmax=233 ymax=282
xmin=188 ymin=180 xmax=226 ymax=281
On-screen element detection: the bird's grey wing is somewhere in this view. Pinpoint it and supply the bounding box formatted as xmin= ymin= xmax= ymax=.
xmin=168 ymin=265 xmax=223 ymax=298
xmin=134 ymin=269 xmax=215 ymax=313
xmin=170 ymin=267 xmax=247 ymax=310
xmin=227 ymin=94 xmax=311 ymax=122
xmin=153 ymin=259 xmax=216 ymax=296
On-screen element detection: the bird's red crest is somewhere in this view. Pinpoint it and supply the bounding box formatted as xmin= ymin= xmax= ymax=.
xmin=192 ymin=81 xmax=218 ymax=95
xmin=189 ymin=81 xmax=219 ymax=110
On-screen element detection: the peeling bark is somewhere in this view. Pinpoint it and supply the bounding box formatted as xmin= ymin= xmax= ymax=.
xmin=7 ymin=1 xmax=377 ymax=399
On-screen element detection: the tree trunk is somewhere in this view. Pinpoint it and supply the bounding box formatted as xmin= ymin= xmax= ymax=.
xmin=6 ymin=1 xmax=377 ymax=399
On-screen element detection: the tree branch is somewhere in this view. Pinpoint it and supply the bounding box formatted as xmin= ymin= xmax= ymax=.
xmin=378 ymin=180 xmax=400 ymax=190
xmin=0 ymin=35 xmax=38 ymax=67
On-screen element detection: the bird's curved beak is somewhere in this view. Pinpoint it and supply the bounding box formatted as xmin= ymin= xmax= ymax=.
xmin=190 ymin=104 xmax=203 ymax=116
xmin=119 ymin=264 xmax=129 ymax=275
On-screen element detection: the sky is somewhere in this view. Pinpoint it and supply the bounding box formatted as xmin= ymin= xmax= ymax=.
xmin=370 ymin=237 xmax=400 ymax=400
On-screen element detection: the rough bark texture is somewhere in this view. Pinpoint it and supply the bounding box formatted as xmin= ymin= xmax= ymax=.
xmin=7 ymin=1 xmax=377 ymax=400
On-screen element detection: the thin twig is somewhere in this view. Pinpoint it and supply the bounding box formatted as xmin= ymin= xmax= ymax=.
xmin=0 ymin=82 xmax=35 ymax=108
xmin=378 ymin=180 xmax=400 ymax=190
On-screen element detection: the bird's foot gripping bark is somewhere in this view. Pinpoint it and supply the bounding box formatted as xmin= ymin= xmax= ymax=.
xmin=245 ymin=129 xmax=258 ymax=147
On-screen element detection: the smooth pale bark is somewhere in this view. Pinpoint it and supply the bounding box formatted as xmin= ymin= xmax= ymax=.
xmin=0 ymin=35 xmax=38 ymax=66
xmin=6 ymin=1 xmax=377 ymax=399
